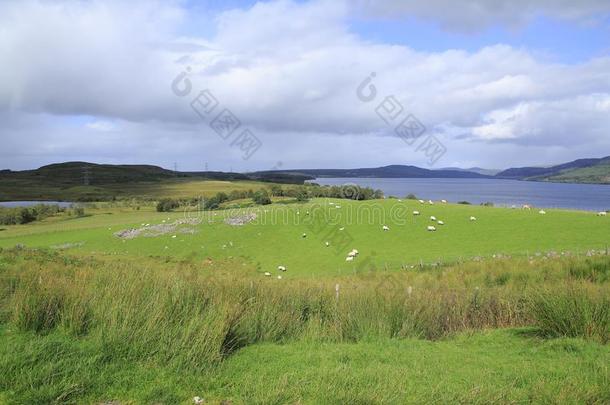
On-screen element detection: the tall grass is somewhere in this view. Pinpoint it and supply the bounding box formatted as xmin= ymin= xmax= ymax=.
xmin=0 ymin=249 xmax=608 ymax=371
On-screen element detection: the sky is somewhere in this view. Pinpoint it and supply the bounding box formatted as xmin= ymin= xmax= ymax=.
xmin=1 ymin=0 xmax=610 ymax=172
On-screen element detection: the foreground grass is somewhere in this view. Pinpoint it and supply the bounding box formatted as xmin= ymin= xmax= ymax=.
xmin=1 ymin=327 xmax=608 ymax=404
xmin=0 ymin=249 xmax=608 ymax=403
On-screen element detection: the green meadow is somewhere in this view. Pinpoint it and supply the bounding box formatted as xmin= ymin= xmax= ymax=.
xmin=0 ymin=197 xmax=609 ymax=403
xmin=0 ymin=198 xmax=608 ymax=276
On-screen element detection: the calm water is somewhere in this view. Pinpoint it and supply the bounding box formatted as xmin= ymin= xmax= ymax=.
xmin=312 ymin=178 xmax=610 ymax=211
xmin=0 ymin=201 xmax=74 ymax=208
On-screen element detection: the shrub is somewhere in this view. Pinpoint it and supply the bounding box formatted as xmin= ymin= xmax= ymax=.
xmin=156 ymin=198 xmax=179 ymax=212
xmin=405 ymin=193 xmax=418 ymax=200
xmin=457 ymin=201 xmax=471 ymax=205
xmin=252 ymin=190 xmax=272 ymax=205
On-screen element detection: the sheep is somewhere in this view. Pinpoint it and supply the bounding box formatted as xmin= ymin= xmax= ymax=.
xmin=264 ymin=272 xmax=271 ymax=276
xmin=598 ymin=211 xmax=608 ymax=216
xmin=523 ymin=204 xmax=531 ymax=210
xmin=427 ymin=225 xmax=436 ymax=231
xmin=428 ymin=200 xmax=434 ymax=205
xmin=470 ymin=216 xmax=477 ymax=221
xmin=539 ymin=210 xmax=546 ymax=215
xmin=345 ymin=256 xmax=354 ymax=262
xmin=325 ymin=241 xmax=330 ymax=247
xmin=339 ymin=227 xmax=345 ymax=231
xmin=382 ymin=225 xmax=390 ymax=231
xmin=352 ymin=249 xmax=359 ymax=255
xmin=347 ymin=251 xmax=357 ymax=258
xmin=278 ymin=265 xmax=286 ymax=272
xmin=302 ymin=233 xmax=307 ymax=238
xmin=437 ymin=220 xmax=445 ymax=225
xmin=413 ymin=210 xmax=420 ymax=215
xmin=335 ymin=205 xmax=341 ymax=209
xmin=277 ymin=275 xmax=283 ymax=280
xmin=430 ymin=216 xmax=437 ymax=221
xmin=441 ymin=199 xmax=447 ymax=203
xmin=418 ymin=199 xmax=425 ymax=204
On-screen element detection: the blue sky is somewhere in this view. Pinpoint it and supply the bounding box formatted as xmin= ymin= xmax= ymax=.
xmin=1 ymin=0 xmax=610 ymax=171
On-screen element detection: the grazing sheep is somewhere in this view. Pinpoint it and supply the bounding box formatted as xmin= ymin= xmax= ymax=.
xmin=430 ymin=216 xmax=437 ymax=221
xmin=325 ymin=241 xmax=330 ymax=247
xmin=278 ymin=265 xmax=286 ymax=272
xmin=539 ymin=210 xmax=546 ymax=215
xmin=470 ymin=216 xmax=477 ymax=221
xmin=437 ymin=220 xmax=445 ymax=225
xmin=277 ymin=275 xmax=282 ymax=280
xmin=339 ymin=227 xmax=345 ymax=231
xmin=523 ymin=204 xmax=531 ymax=210
xmin=346 ymin=256 xmax=354 ymax=262
xmin=335 ymin=205 xmax=341 ymax=209
xmin=264 ymin=272 xmax=271 ymax=276
xmin=418 ymin=199 xmax=425 ymax=204
xmin=427 ymin=225 xmax=437 ymax=231
xmin=353 ymin=249 xmax=359 ymax=255
xmin=413 ymin=210 xmax=420 ymax=215
xmin=347 ymin=251 xmax=357 ymax=258
xmin=382 ymin=225 xmax=390 ymax=231
xmin=428 ymin=200 xmax=434 ymax=205
xmin=302 ymin=233 xmax=307 ymax=238
xmin=441 ymin=199 xmax=447 ymax=203
xmin=598 ymin=211 xmax=608 ymax=216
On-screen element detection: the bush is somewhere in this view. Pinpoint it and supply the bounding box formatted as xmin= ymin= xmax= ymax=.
xmin=405 ymin=193 xmax=418 ymax=200
xmin=252 ymin=190 xmax=272 ymax=205
xmin=156 ymin=198 xmax=179 ymax=212
xmin=457 ymin=201 xmax=471 ymax=205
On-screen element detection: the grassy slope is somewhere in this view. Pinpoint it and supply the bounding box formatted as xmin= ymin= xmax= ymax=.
xmin=0 ymin=177 xmax=269 ymax=201
xmin=537 ymin=164 xmax=610 ymax=184
xmin=1 ymin=327 xmax=607 ymax=404
xmin=0 ymin=199 xmax=608 ymax=276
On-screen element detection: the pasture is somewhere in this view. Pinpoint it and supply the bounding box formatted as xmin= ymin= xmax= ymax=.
xmin=0 ymin=198 xmax=608 ymax=277
xmin=1 ymin=198 xmax=609 ymax=403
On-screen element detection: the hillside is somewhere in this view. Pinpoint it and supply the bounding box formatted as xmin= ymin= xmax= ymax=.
xmin=496 ymin=156 xmax=610 ymax=183
xmin=255 ymin=165 xmax=491 ymax=179
xmin=0 ymin=162 xmax=307 ymax=201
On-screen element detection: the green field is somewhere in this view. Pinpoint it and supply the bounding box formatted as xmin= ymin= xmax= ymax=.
xmin=1 ymin=197 xmax=609 ymax=403
xmin=1 ymin=199 xmax=608 ymax=276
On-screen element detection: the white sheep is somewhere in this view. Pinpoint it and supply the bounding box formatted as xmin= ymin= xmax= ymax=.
xmin=441 ymin=199 xmax=447 ymax=203
xmin=346 ymin=256 xmax=354 ymax=262
xmin=413 ymin=210 xmax=420 ymax=215
xmin=347 ymin=251 xmax=357 ymax=258
xmin=325 ymin=241 xmax=330 ymax=247
xmin=277 ymin=275 xmax=282 ymax=280
xmin=382 ymin=225 xmax=390 ymax=231
xmin=470 ymin=216 xmax=477 ymax=221
xmin=437 ymin=220 xmax=445 ymax=225
xmin=278 ymin=265 xmax=286 ymax=272
xmin=352 ymin=249 xmax=359 ymax=255
xmin=430 ymin=216 xmax=437 ymax=221
xmin=264 ymin=272 xmax=271 ymax=276
xmin=428 ymin=200 xmax=434 ymax=205
xmin=302 ymin=233 xmax=307 ymax=238
xmin=339 ymin=227 xmax=345 ymax=231
xmin=418 ymin=199 xmax=425 ymax=204
xmin=427 ymin=225 xmax=437 ymax=231
xmin=598 ymin=211 xmax=608 ymax=216
xmin=539 ymin=210 xmax=546 ymax=215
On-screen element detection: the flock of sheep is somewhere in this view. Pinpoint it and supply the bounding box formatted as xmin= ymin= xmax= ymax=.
xmin=259 ymin=198 xmax=608 ymax=277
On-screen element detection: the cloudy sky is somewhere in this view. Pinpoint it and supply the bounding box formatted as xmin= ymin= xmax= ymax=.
xmin=2 ymin=0 xmax=610 ymax=171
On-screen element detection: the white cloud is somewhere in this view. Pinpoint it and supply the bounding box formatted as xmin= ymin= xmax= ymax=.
xmin=0 ymin=0 xmax=609 ymax=170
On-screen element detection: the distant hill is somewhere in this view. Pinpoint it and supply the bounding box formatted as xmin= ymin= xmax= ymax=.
xmin=438 ymin=167 xmax=501 ymax=176
xmin=496 ymin=156 xmax=610 ymax=184
xmin=253 ymin=165 xmax=491 ymax=179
